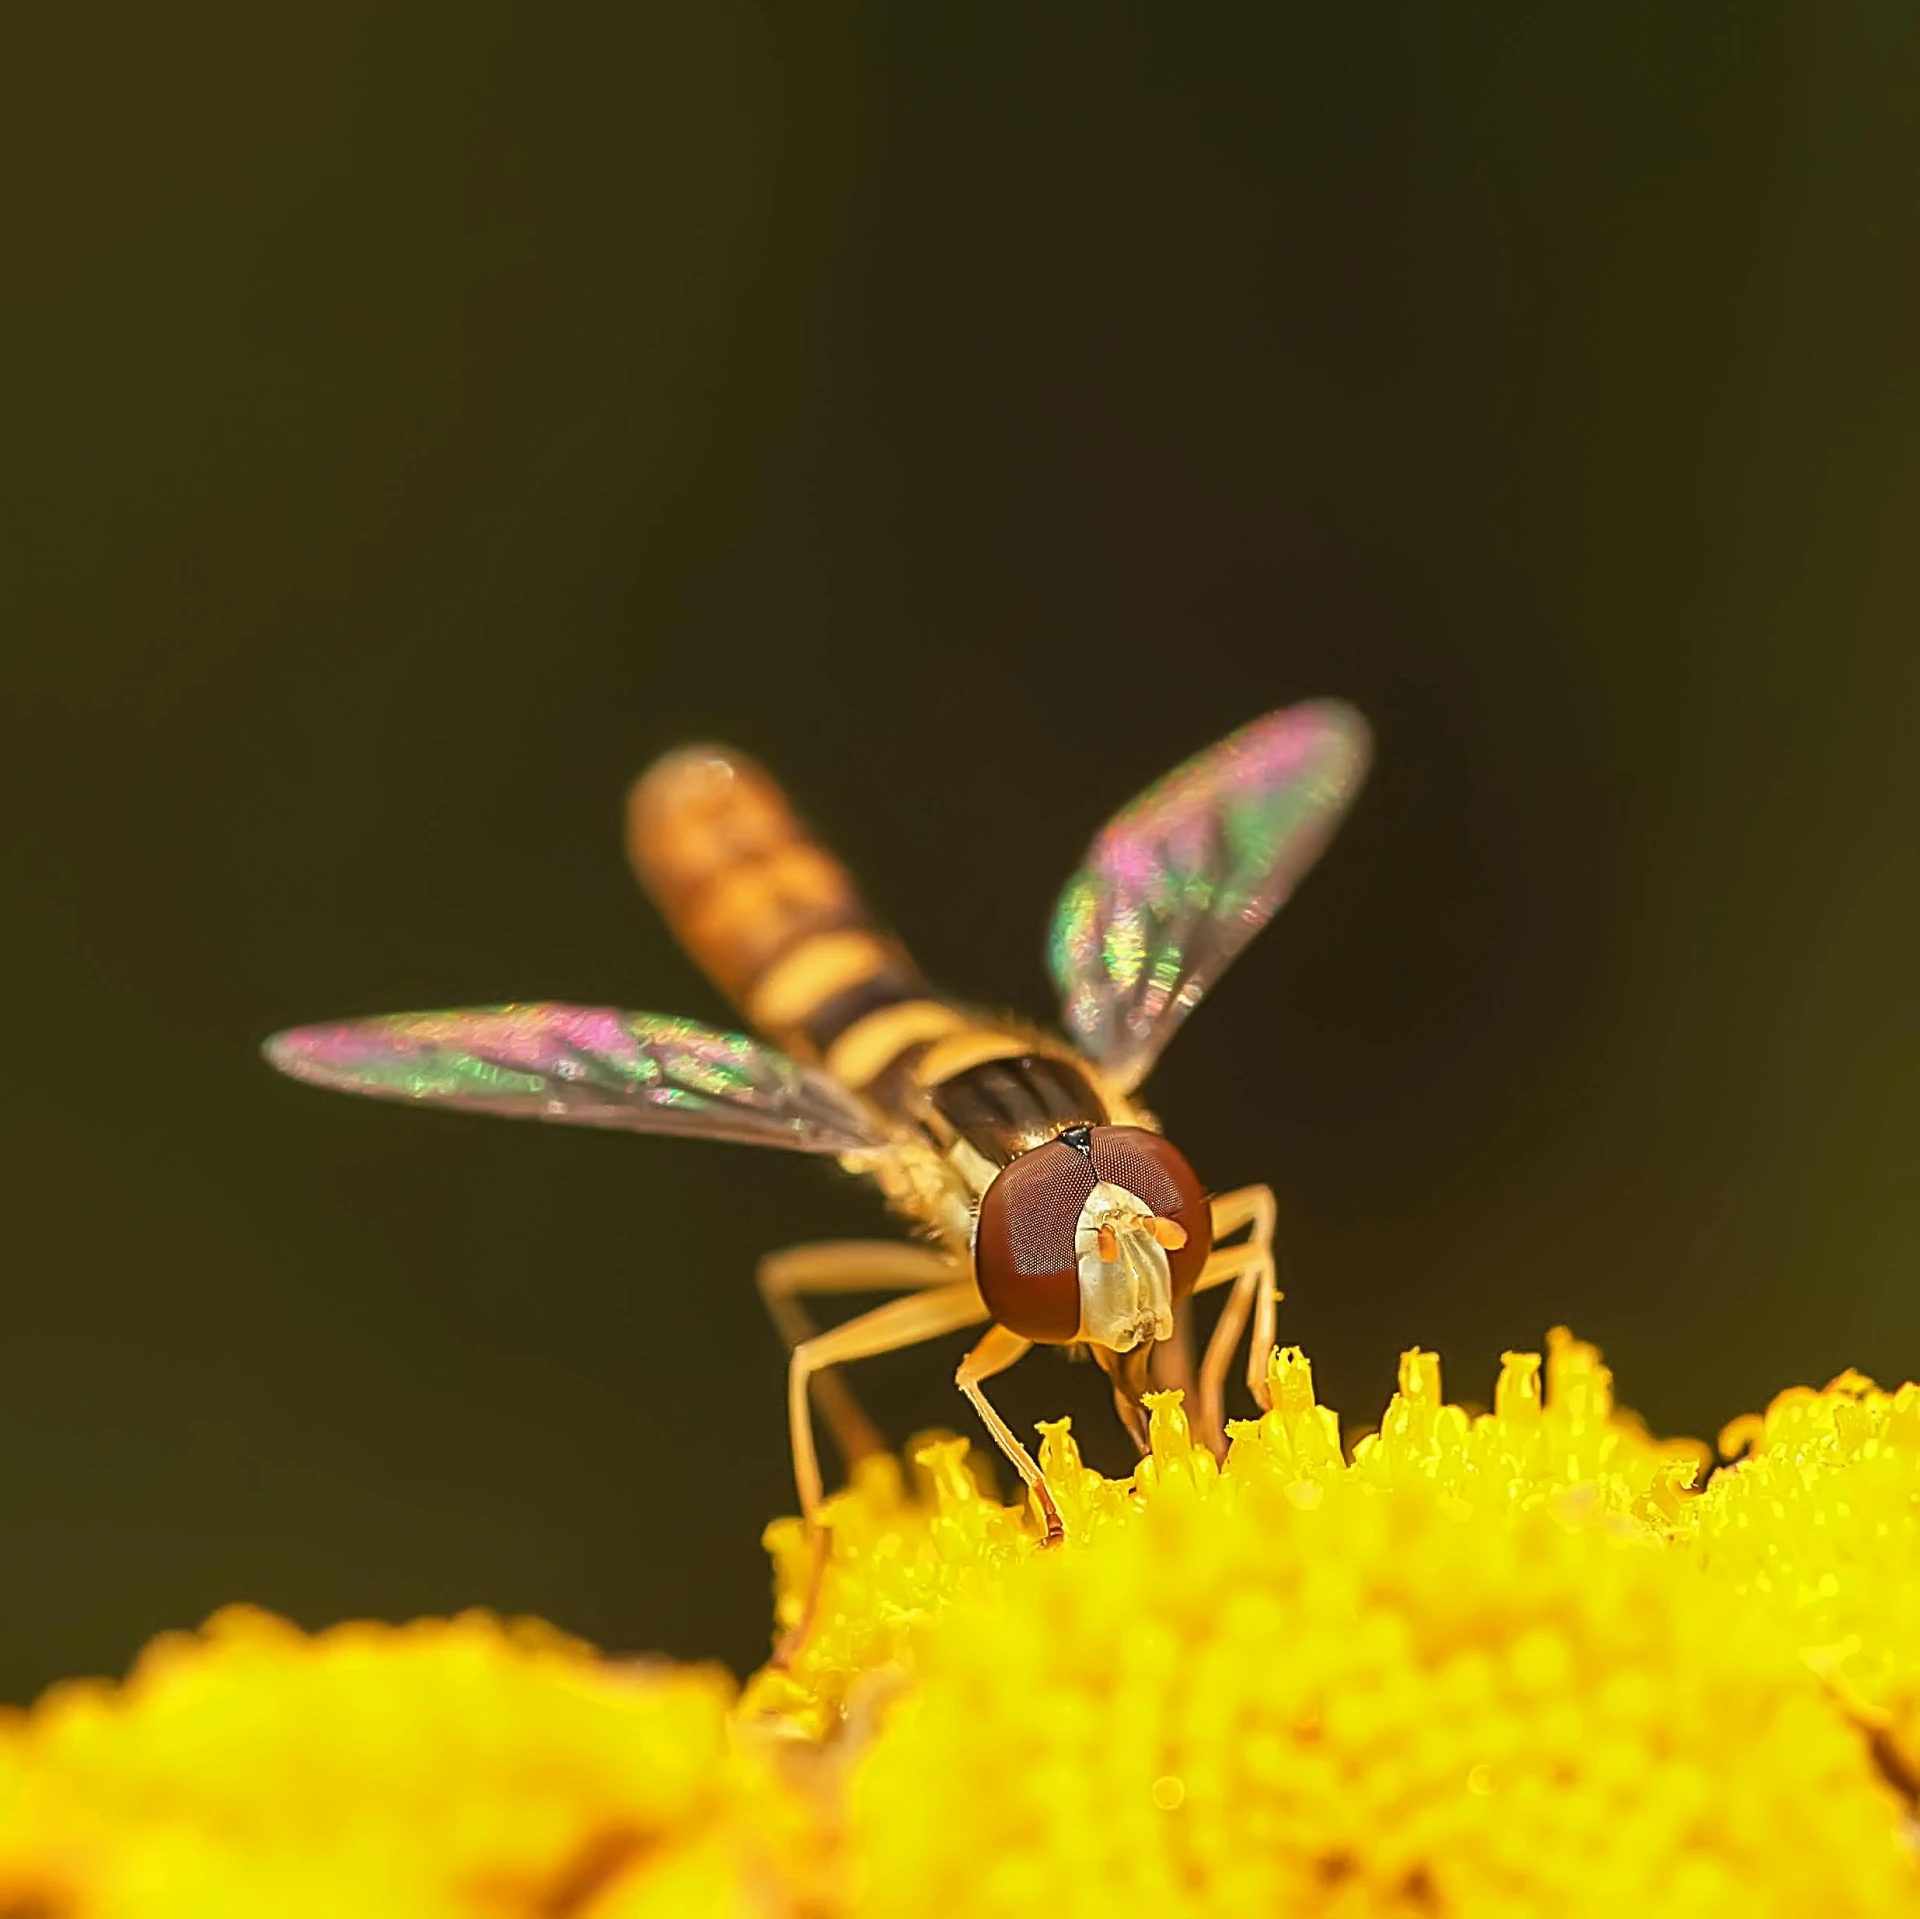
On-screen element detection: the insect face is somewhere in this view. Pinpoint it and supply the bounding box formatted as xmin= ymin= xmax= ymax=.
xmin=972 ymin=1125 xmax=1212 ymax=1349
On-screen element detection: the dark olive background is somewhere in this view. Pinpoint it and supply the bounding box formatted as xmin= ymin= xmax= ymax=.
xmin=4 ymin=5 xmax=1918 ymax=1701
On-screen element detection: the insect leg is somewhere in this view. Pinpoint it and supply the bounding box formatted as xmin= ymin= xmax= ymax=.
xmin=1187 ymin=1184 xmax=1279 ymax=1455
xmin=787 ymin=1282 xmax=989 ymax=1527
xmin=774 ymin=1280 xmax=990 ymax=1670
xmin=956 ymin=1325 xmax=1064 ymax=1545
xmin=757 ymin=1241 xmax=962 ymax=1468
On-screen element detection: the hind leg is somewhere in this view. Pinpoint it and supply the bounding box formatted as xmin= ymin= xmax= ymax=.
xmin=757 ymin=1240 xmax=963 ymax=1468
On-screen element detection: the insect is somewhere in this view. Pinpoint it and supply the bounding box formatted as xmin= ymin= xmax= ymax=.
xmin=265 ymin=703 xmax=1369 ymax=1543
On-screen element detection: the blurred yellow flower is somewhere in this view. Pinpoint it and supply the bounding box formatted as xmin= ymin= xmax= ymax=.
xmin=3 ymin=1330 xmax=1918 ymax=1917
xmin=0 ymin=1606 xmax=810 ymax=1919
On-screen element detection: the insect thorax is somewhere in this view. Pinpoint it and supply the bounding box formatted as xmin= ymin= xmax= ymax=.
xmin=926 ymin=1052 xmax=1110 ymax=1171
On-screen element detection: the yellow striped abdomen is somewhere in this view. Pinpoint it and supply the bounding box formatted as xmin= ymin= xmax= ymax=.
xmin=625 ymin=745 xmax=965 ymax=1077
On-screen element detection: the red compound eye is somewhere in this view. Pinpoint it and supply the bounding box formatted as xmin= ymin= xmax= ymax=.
xmin=974 ymin=1128 xmax=1214 ymax=1341
xmin=973 ymin=1139 xmax=1095 ymax=1344
xmin=1086 ymin=1127 xmax=1211 ymax=1299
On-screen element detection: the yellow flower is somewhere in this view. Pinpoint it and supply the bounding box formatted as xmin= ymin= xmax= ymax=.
xmin=845 ymin=1348 xmax=1916 ymax=1918
xmin=0 ymin=1606 xmax=810 ymax=1919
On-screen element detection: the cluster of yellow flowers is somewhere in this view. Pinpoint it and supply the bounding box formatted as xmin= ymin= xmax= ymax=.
xmin=3 ymin=1332 xmax=1917 ymax=1916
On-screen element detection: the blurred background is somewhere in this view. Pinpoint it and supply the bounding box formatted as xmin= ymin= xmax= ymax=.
xmin=4 ymin=5 xmax=1918 ymax=1698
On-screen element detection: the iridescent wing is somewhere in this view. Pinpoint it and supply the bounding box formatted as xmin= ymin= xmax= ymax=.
xmin=263 ymin=1003 xmax=886 ymax=1154
xmin=1049 ymin=701 xmax=1371 ymax=1092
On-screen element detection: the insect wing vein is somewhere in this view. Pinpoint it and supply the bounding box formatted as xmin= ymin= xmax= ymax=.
xmin=264 ymin=1003 xmax=883 ymax=1154
xmin=1047 ymin=701 xmax=1370 ymax=1090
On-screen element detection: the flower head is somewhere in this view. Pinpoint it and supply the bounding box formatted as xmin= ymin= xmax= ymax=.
xmin=0 ymin=1606 xmax=809 ymax=1918
xmin=851 ymin=1425 xmax=1912 ymax=1917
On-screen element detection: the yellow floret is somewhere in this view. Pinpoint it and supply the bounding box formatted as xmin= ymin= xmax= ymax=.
xmin=1251 ymin=1330 xmax=1710 ymax=1524
xmin=748 ymin=1435 xmax=1052 ymax=1736
xmin=1684 ymin=1368 xmax=1920 ymax=1779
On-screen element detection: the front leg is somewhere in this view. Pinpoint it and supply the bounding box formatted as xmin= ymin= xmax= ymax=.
xmin=956 ymin=1324 xmax=1064 ymax=1545
xmin=1186 ymin=1183 xmax=1279 ymax=1456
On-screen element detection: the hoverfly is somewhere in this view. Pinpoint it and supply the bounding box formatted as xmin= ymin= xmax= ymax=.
xmin=265 ymin=704 xmax=1369 ymax=1543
